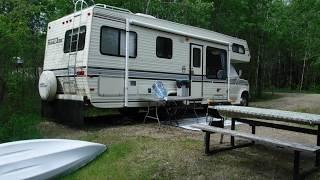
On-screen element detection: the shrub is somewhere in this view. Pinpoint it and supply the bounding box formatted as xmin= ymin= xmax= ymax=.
xmin=0 ymin=70 xmax=41 ymax=142
xmin=310 ymin=84 xmax=320 ymax=93
xmin=0 ymin=113 xmax=41 ymax=142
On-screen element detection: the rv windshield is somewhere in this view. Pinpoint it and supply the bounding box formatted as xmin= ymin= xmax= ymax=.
xmin=206 ymin=47 xmax=227 ymax=80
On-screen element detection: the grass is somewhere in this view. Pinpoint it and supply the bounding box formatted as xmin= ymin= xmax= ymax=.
xmin=39 ymin=122 xmax=320 ymax=180
xmin=64 ymin=138 xmax=159 ymax=179
xmin=59 ymin=128 xmax=204 ymax=179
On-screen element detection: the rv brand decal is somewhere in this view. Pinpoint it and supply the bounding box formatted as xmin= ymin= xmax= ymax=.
xmin=48 ymin=38 xmax=63 ymax=45
xmin=39 ymin=83 xmax=47 ymax=88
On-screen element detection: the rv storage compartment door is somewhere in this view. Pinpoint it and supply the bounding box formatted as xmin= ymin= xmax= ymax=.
xmin=98 ymin=77 xmax=124 ymax=96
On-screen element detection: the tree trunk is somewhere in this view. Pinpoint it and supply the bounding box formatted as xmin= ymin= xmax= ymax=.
xmin=255 ymin=44 xmax=261 ymax=97
xmin=299 ymin=51 xmax=307 ymax=92
xmin=270 ymin=63 xmax=274 ymax=95
xmin=289 ymin=48 xmax=293 ymax=89
xmin=145 ymin=0 xmax=151 ymax=14
xmin=0 ymin=76 xmax=5 ymax=103
xmin=277 ymin=51 xmax=281 ymax=88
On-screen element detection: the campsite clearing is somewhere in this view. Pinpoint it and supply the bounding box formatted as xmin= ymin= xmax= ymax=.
xmin=40 ymin=93 xmax=320 ymax=179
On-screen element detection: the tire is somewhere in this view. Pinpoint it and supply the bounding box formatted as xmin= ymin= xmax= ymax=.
xmin=240 ymin=93 xmax=249 ymax=106
xmin=119 ymin=107 xmax=140 ymax=118
xmin=42 ymin=100 xmax=85 ymax=127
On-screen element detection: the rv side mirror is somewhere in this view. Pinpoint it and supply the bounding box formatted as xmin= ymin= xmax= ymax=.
xmin=238 ymin=70 xmax=242 ymax=78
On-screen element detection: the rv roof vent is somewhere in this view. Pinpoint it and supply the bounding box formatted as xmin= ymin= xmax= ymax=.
xmin=135 ymin=13 xmax=157 ymax=19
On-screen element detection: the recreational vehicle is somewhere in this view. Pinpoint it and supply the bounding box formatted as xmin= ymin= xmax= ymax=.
xmin=39 ymin=2 xmax=250 ymax=124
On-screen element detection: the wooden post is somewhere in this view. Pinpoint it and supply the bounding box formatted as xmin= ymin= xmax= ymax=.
xmin=316 ymin=125 xmax=320 ymax=167
xmin=251 ymin=125 xmax=256 ymax=144
xmin=251 ymin=125 xmax=256 ymax=134
xmin=205 ymin=131 xmax=210 ymax=155
xmin=293 ymin=151 xmax=300 ymax=180
xmin=231 ymin=118 xmax=235 ymax=146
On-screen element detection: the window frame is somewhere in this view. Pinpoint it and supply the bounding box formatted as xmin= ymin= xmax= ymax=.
xmin=100 ymin=26 xmax=138 ymax=58
xmin=156 ymin=36 xmax=173 ymax=59
xmin=192 ymin=47 xmax=201 ymax=68
xmin=63 ymin=26 xmax=87 ymax=53
xmin=205 ymin=46 xmax=227 ymax=80
xmin=232 ymin=43 xmax=245 ymax=54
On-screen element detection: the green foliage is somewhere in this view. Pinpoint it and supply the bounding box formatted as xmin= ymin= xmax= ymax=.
xmin=0 ymin=113 xmax=41 ymax=142
xmin=210 ymin=0 xmax=320 ymax=95
xmin=0 ymin=71 xmax=41 ymax=142
xmin=0 ymin=0 xmax=48 ymax=142
xmin=310 ymin=85 xmax=320 ymax=94
xmin=96 ymin=0 xmax=214 ymax=29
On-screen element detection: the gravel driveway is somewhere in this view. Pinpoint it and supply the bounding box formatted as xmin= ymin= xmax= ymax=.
xmin=238 ymin=92 xmax=320 ymax=145
xmin=251 ymin=92 xmax=320 ymax=114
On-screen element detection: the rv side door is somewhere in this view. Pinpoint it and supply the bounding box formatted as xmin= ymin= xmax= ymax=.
xmin=203 ymin=46 xmax=228 ymax=100
xmin=190 ymin=44 xmax=203 ymax=97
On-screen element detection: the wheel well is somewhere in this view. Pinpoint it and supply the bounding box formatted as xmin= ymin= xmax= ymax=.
xmin=241 ymin=91 xmax=249 ymax=99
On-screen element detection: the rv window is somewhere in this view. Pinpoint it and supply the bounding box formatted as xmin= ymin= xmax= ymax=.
xmin=193 ymin=48 xmax=201 ymax=67
xmin=64 ymin=26 xmax=86 ymax=53
xmin=156 ymin=37 xmax=172 ymax=59
xmin=101 ymin=27 xmax=119 ymax=56
xmin=100 ymin=26 xmax=137 ymax=58
xmin=206 ymin=47 xmax=227 ymax=80
xmin=232 ymin=43 xmax=245 ymax=54
xmin=120 ymin=31 xmax=137 ymax=57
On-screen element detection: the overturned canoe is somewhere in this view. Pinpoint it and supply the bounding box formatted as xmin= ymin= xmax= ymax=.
xmin=0 ymin=139 xmax=106 ymax=180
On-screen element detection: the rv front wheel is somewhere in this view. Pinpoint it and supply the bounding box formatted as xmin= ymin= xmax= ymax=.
xmin=240 ymin=93 xmax=249 ymax=106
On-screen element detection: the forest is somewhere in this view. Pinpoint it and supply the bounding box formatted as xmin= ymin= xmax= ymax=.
xmin=0 ymin=0 xmax=319 ymax=141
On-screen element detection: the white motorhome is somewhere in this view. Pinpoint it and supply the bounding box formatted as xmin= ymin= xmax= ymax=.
xmin=39 ymin=2 xmax=250 ymax=124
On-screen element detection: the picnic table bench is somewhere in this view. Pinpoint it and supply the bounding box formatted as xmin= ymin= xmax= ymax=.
xmin=193 ymin=105 xmax=320 ymax=180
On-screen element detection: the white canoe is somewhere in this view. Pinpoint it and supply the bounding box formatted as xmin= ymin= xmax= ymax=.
xmin=0 ymin=139 xmax=106 ymax=180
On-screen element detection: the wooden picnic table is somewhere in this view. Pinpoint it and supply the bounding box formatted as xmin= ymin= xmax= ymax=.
xmin=212 ymin=105 xmax=320 ymax=125
xmin=204 ymin=105 xmax=320 ymax=179
xmin=143 ymin=96 xmax=203 ymax=127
